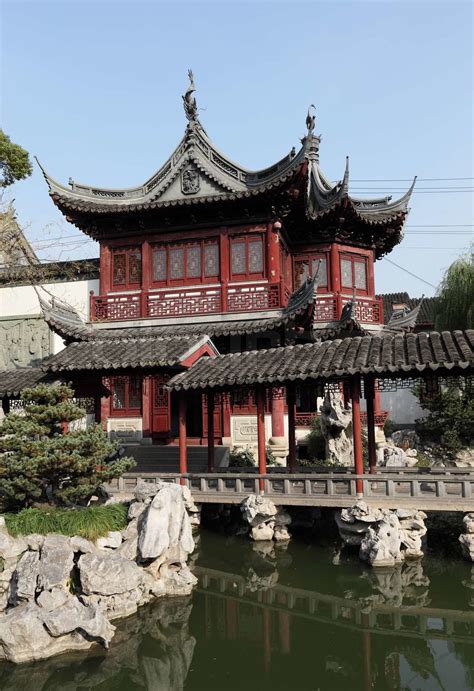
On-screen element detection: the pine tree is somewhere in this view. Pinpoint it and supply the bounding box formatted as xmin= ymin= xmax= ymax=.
xmin=0 ymin=383 xmax=134 ymax=509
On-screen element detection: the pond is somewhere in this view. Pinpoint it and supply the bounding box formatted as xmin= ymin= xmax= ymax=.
xmin=1 ymin=530 xmax=473 ymax=690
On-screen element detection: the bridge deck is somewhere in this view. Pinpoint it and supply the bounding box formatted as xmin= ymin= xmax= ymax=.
xmin=108 ymin=471 xmax=474 ymax=512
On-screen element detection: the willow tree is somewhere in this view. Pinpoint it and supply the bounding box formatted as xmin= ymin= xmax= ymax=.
xmin=434 ymin=251 xmax=474 ymax=331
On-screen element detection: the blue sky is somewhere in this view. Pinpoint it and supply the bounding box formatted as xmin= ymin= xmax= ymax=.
xmin=2 ymin=0 xmax=472 ymax=296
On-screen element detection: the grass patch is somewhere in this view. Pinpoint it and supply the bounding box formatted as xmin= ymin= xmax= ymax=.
xmin=4 ymin=503 xmax=128 ymax=542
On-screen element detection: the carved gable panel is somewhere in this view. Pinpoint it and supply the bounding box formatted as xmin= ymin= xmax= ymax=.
xmin=0 ymin=317 xmax=52 ymax=370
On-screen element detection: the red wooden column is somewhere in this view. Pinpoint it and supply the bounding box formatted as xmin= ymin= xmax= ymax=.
xmin=286 ymin=384 xmax=297 ymax=472
xmin=207 ymin=390 xmax=215 ymax=472
xmin=266 ymin=221 xmax=282 ymax=299
xmin=142 ymin=375 xmax=151 ymax=439
xmin=270 ymin=388 xmax=285 ymax=437
xmin=256 ymin=385 xmax=267 ymax=493
xmin=178 ymin=392 xmax=187 ymax=485
xmin=351 ymin=375 xmax=364 ymax=497
xmin=364 ymin=376 xmax=377 ymax=474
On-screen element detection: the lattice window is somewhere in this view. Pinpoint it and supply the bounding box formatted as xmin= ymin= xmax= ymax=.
xmin=151 ymin=240 xmax=219 ymax=286
xmin=341 ymin=258 xmax=352 ymax=288
xmin=112 ymin=248 xmax=142 ymax=289
xmin=230 ymin=234 xmax=265 ymax=280
xmin=294 ymin=254 xmax=328 ymax=290
xmin=170 ymin=248 xmax=184 ymax=279
xmin=249 ymin=239 xmax=263 ymax=273
xmin=152 ymin=248 xmax=167 ymax=282
xmin=204 ymin=243 xmax=219 ymax=277
xmin=109 ymin=376 xmax=142 ymax=416
xmin=231 ymin=242 xmax=246 ymax=275
xmin=187 ymin=246 xmax=201 ymax=278
xmin=340 ymin=253 xmax=369 ymax=293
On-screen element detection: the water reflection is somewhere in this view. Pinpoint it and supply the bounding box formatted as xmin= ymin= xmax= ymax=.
xmin=0 ymin=535 xmax=473 ymax=691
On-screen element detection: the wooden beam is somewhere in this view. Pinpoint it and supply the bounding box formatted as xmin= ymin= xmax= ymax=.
xmin=179 ymin=392 xmax=187 ymax=484
xmin=256 ymin=385 xmax=267 ymax=493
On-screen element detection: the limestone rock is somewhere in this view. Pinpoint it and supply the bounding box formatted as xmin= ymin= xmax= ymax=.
xmin=10 ymin=551 xmax=40 ymax=604
xmin=117 ymin=534 xmax=138 ymax=561
xmin=24 ymin=534 xmax=44 ymax=551
xmin=37 ymin=534 xmax=74 ymax=593
xmin=453 ymin=448 xmax=474 ymax=468
xmin=134 ymin=480 xmax=161 ymax=504
xmin=0 ymin=602 xmax=96 ymax=663
xmin=79 ymin=552 xmax=142 ymax=596
xmin=319 ymin=392 xmax=353 ymax=467
xmin=81 ymin=588 xmax=144 ymax=621
xmin=391 ymin=429 xmax=419 ymax=449
xmin=462 ymin=513 xmax=474 ymax=534
xmin=96 ymin=531 xmax=123 ymax=550
xmin=69 ymin=535 xmax=96 ymax=553
xmin=36 ymin=588 xmax=70 ymax=611
xmin=128 ymin=501 xmax=147 ymax=521
xmin=138 ymin=483 xmax=194 ymax=560
xmin=251 ymin=521 xmax=275 ymax=541
xmin=0 ymin=532 xmax=27 ymax=560
xmin=460 ymin=513 xmax=474 ymax=561
xmin=42 ymin=598 xmax=115 ymax=647
xmin=241 ymin=495 xmax=278 ymax=526
xmin=383 ymin=444 xmax=418 ymax=468
xmin=360 ymin=514 xmax=403 ymax=567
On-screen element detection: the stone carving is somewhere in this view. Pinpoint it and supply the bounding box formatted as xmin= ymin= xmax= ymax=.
xmin=0 ymin=317 xmax=51 ymax=369
xmin=319 ymin=392 xmax=353 ymax=466
xmin=182 ymin=68 xmax=198 ymax=121
xmin=0 ymin=483 xmax=197 ymax=664
xmin=181 ymin=168 xmax=200 ymax=195
xmin=459 ymin=513 xmax=474 ymax=561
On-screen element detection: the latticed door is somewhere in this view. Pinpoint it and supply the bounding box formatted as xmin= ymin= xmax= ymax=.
xmin=202 ymin=393 xmax=222 ymax=439
xmin=151 ymin=375 xmax=171 ymax=438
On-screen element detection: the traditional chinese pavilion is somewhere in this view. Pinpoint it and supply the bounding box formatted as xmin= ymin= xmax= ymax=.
xmin=37 ymin=73 xmax=420 ymax=467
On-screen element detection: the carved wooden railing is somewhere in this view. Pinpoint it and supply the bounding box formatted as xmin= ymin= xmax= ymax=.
xmin=313 ymin=294 xmax=383 ymax=324
xmin=295 ymin=411 xmax=389 ymax=427
xmin=90 ymin=282 xmax=282 ymax=321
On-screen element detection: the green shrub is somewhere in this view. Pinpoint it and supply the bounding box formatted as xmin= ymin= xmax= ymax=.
xmin=383 ymin=417 xmax=395 ymax=438
xmin=0 ymin=384 xmax=135 ymax=509
xmin=414 ymin=382 xmax=474 ymax=454
xmin=4 ymin=503 xmax=128 ymax=542
xmin=416 ymin=452 xmax=431 ymax=468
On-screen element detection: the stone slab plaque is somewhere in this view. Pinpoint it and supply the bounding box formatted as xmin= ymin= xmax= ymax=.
xmin=232 ymin=416 xmax=258 ymax=444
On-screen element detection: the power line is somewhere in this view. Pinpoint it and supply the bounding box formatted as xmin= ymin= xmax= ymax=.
xmin=383 ymin=258 xmax=437 ymax=288
xmin=349 ymin=177 xmax=474 ymax=182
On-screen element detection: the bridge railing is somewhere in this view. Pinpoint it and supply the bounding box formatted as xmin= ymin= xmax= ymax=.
xmin=109 ymin=471 xmax=474 ymax=504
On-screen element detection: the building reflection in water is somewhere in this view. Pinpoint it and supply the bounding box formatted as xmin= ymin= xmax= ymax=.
xmin=1 ymin=543 xmax=473 ymax=691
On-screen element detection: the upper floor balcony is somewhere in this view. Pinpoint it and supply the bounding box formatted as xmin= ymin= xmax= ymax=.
xmin=89 ymin=281 xmax=383 ymax=324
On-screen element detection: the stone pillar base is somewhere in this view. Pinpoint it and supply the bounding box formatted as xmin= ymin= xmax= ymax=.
xmin=268 ymin=436 xmax=289 ymax=467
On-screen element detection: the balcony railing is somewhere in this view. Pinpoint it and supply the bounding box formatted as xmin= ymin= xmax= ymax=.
xmin=313 ymin=294 xmax=383 ymax=324
xmin=295 ymin=411 xmax=389 ymax=428
xmin=90 ymin=282 xmax=282 ymax=322
xmin=90 ymin=286 xmax=383 ymax=324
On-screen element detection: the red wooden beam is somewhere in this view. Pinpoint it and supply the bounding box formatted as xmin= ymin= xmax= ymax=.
xmin=256 ymin=385 xmax=267 ymax=493
xmin=351 ymin=375 xmax=364 ymax=496
xmin=364 ymin=376 xmax=377 ymax=474
xmin=286 ymin=384 xmax=296 ymax=473
xmin=179 ymin=392 xmax=187 ymax=485
xmin=207 ymin=390 xmax=215 ymax=473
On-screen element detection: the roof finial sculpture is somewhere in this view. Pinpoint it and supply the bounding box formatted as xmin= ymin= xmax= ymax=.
xmin=306 ymin=104 xmax=316 ymax=133
xmin=183 ymin=69 xmax=198 ymax=121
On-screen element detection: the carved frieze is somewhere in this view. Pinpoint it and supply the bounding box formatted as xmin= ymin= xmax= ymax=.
xmin=0 ymin=317 xmax=51 ymax=370
xmin=181 ymin=168 xmax=200 ymax=195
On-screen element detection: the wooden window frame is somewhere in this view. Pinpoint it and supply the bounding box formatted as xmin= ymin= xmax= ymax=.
xmin=111 ymin=247 xmax=142 ymax=291
xmin=294 ymin=253 xmax=329 ymax=292
xmin=150 ymin=239 xmax=219 ymax=287
xmin=339 ymin=253 xmax=369 ymax=295
xmin=230 ymin=234 xmax=265 ymax=281
xmin=109 ymin=375 xmax=142 ymax=417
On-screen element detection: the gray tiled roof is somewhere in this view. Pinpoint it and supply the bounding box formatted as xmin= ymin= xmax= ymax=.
xmin=0 ymin=367 xmax=48 ymax=397
xmin=43 ymin=335 xmax=211 ymax=372
xmin=381 ymin=292 xmax=436 ymax=326
xmin=168 ymin=330 xmax=474 ymax=391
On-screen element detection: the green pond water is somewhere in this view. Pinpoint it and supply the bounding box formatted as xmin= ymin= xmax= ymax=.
xmin=1 ymin=529 xmax=473 ymax=691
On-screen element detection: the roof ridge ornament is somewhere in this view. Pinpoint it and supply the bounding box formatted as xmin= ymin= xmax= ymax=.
xmin=306 ymin=104 xmax=316 ymax=133
xmin=183 ymin=69 xmax=198 ymax=122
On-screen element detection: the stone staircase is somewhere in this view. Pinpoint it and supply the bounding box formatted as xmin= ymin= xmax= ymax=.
xmin=123 ymin=444 xmax=229 ymax=473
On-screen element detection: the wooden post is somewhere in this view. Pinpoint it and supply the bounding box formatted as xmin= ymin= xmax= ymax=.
xmin=351 ymin=375 xmax=364 ymax=496
xmin=287 ymin=384 xmax=296 ymax=472
xmin=365 ymin=376 xmax=377 ymax=474
xmin=2 ymin=396 xmax=10 ymax=416
xmin=207 ymin=390 xmax=215 ymax=472
xmin=256 ymin=385 xmax=267 ymax=493
xmin=179 ymin=392 xmax=187 ymax=485
xmin=270 ymin=388 xmax=285 ymax=437
xmin=142 ymin=375 xmax=151 ymax=439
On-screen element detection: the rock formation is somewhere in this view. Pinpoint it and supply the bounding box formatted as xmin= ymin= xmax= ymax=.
xmin=336 ymin=500 xmax=427 ymax=567
xmin=0 ymin=482 xmax=197 ymax=664
xmin=240 ymin=495 xmax=291 ymax=542
xmin=459 ymin=513 xmax=474 ymax=561
xmin=319 ymin=392 xmax=353 ymax=466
